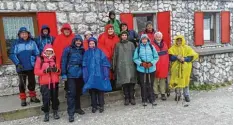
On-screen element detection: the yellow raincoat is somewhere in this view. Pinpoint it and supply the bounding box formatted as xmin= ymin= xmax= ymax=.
xmin=168 ymin=35 xmax=199 ymax=89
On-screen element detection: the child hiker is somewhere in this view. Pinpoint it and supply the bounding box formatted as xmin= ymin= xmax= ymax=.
xmin=61 ymin=35 xmax=85 ymax=122
xmin=133 ymin=34 xmax=159 ymax=106
xmin=82 ymin=37 xmax=112 ymax=113
xmin=34 ymin=44 xmax=60 ymax=122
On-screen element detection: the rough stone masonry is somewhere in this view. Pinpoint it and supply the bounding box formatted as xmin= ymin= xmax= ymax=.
xmin=0 ymin=0 xmax=232 ymax=96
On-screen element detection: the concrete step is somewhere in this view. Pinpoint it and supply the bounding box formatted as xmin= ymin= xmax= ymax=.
xmin=0 ymin=87 xmax=142 ymax=122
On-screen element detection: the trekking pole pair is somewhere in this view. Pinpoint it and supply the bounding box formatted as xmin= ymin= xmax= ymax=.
xmin=143 ymin=68 xmax=157 ymax=109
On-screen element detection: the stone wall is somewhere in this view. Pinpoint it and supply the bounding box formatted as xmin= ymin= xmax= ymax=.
xmin=192 ymin=53 xmax=233 ymax=85
xmin=0 ymin=0 xmax=232 ymax=96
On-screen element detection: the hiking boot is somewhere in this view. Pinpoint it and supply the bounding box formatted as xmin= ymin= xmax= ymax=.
xmin=92 ymin=107 xmax=97 ymax=113
xmin=130 ymin=98 xmax=136 ymax=105
xmin=152 ymin=101 xmax=157 ymax=106
xmin=30 ymin=97 xmax=40 ymax=103
xmin=142 ymin=102 xmax=147 ymax=107
xmin=21 ymin=99 xmax=27 ymax=107
xmin=53 ymin=110 xmax=60 ymax=119
xmin=184 ymin=96 xmax=190 ymax=102
xmin=99 ymin=106 xmax=104 ymax=113
xmin=154 ymin=94 xmax=158 ymax=99
xmin=44 ymin=112 xmax=49 ymax=122
xmin=161 ymin=94 xmax=167 ymax=101
xmin=69 ymin=115 xmax=74 ymax=122
xmin=75 ymin=109 xmax=85 ymax=115
xmin=124 ymin=98 xmax=130 ymax=106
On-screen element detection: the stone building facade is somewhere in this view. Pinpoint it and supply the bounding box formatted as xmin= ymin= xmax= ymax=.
xmin=0 ymin=0 xmax=232 ymax=96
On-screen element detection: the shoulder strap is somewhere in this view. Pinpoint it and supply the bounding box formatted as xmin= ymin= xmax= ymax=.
xmin=149 ymin=44 xmax=154 ymax=57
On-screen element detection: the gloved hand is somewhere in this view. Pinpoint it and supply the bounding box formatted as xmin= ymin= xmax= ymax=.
xmin=17 ymin=64 xmax=23 ymax=70
xmin=141 ymin=62 xmax=148 ymax=68
xmin=147 ymin=63 xmax=153 ymax=68
xmin=51 ymin=66 xmax=59 ymax=73
xmin=43 ymin=67 xmax=52 ymax=73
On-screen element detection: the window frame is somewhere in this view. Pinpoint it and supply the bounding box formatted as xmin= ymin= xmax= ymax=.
xmin=0 ymin=12 xmax=38 ymax=64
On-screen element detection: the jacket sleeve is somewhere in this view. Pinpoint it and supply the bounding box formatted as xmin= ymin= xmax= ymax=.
xmin=112 ymin=44 xmax=118 ymax=72
xmin=32 ymin=41 xmax=40 ymax=56
xmin=9 ymin=41 xmax=20 ymax=65
xmin=169 ymin=54 xmax=178 ymax=62
xmin=184 ymin=56 xmax=193 ymax=62
xmin=34 ymin=57 xmax=44 ymax=76
xmin=61 ymin=47 xmax=69 ymax=79
xmin=100 ymin=50 xmax=111 ymax=78
xmin=51 ymin=36 xmax=55 ymax=45
xmin=133 ymin=47 xmax=142 ymax=66
xmin=150 ymin=47 xmax=159 ymax=65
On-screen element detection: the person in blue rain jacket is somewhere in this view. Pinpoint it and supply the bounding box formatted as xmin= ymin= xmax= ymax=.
xmin=9 ymin=27 xmax=40 ymax=107
xmin=36 ymin=25 xmax=55 ymax=54
xmin=61 ymin=35 xmax=85 ymax=122
xmin=133 ymin=34 xmax=159 ymax=106
xmin=82 ymin=37 xmax=112 ymax=114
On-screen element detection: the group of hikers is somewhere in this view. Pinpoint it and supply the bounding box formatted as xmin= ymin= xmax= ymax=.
xmin=9 ymin=10 xmax=198 ymax=122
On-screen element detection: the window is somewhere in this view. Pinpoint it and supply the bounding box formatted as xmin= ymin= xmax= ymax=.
xmin=0 ymin=13 xmax=38 ymax=64
xmin=203 ymin=12 xmax=220 ymax=43
xmin=133 ymin=13 xmax=157 ymax=34
xmin=194 ymin=11 xmax=230 ymax=46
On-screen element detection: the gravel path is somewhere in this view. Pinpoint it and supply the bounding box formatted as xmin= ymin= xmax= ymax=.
xmin=0 ymin=86 xmax=232 ymax=125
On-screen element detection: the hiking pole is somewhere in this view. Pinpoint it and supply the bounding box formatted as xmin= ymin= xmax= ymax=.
xmin=143 ymin=68 xmax=147 ymax=108
xmin=148 ymin=69 xmax=156 ymax=108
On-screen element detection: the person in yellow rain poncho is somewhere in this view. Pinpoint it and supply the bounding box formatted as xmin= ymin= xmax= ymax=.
xmin=168 ymin=35 xmax=198 ymax=102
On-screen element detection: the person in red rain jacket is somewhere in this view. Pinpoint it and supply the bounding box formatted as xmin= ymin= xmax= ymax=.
xmin=83 ymin=31 xmax=93 ymax=51
xmin=34 ymin=44 xmax=60 ymax=122
xmin=98 ymin=24 xmax=120 ymax=90
xmin=151 ymin=32 xmax=169 ymax=101
xmin=139 ymin=21 xmax=156 ymax=43
xmin=53 ymin=23 xmax=75 ymax=93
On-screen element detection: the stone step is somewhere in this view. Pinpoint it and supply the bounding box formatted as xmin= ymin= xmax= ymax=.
xmin=0 ymin=87 xmax=142 ymax=122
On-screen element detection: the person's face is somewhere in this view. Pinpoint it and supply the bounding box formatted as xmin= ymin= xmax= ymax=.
xmin=176 ymin=38 xmax=182 ymax=46
xmin=63 ymin=29 xmax=71 ymax=36
xmin=108 ymin=27 xmax=114 ymax=35
xmin=110 ymin=14 xmax=115 ymax=19
xmin=155 ymin=34 xmax=162 ymax=42
xmin=146 ymin=24 xmax=153 ymax=31
xmin=89 ymin=41 xmax=96 ymax=48
xmin=121 ymin=25 xmax=128 ymax=31
xmin=43 ymin=29 xmax=49 ymax=35
xmin=85 ymin=34 xmax=92 ymax=40
xmin=20 ymin=32 xmax=29 ymax=40
xmin=121 ymin=34 xmax=128 ymax=40
xmin=45 ymin=50 xmax=53 ymax=56
xmin=142 ymin=38 xmax=148 ymax=44
xmin=75 ymin=40 xmax=82 ymax=47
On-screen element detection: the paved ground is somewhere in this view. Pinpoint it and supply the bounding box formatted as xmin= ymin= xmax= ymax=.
xmin=0 ymin=86 xmax=232 ymax=125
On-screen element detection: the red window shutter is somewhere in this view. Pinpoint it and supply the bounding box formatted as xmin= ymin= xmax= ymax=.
xmin=120 ymin=13 xmax=133 ymax=30
xmin=37 ymin=12 xmax=58 ymax=37
xmin=194 ymin=12 xmax=204 ymax=46
xmin=221 ymin=11 xmax=230 ymax=43
xmin=157 ymin=11 xmax=171 ymax=47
